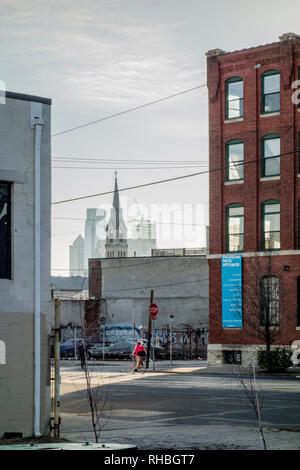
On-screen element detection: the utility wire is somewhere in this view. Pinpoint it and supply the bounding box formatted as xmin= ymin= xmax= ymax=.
xmin=52 ymin=170 xmax=207 ymax=205
xmin=51 ymin=271 xmax=208 ymax=290
xmin=51 ymin=84 xmax=207 ymax=138
xmin=52 ymin=157 xmax=208 ymax=163
xmin=52 ymin=149 xmax=298 ymax=205
xmin=52 ymin=165 xmax=208 ymax=170
xmin=53 ymin=256 xmax=207 ymax=272
xmin=103 ymin=277 xmax=209 ymax=292
xmin=53 ymin=216 xmax=206 ymax=227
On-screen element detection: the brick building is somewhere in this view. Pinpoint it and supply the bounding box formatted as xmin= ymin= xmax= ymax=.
xmin=206 ymin=33 xmax=300 ymax=365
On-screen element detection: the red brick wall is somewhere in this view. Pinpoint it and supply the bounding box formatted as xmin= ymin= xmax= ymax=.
xmin=209 ymin=255 xmax=300 ymax=346
xmin=207 ymin=39 xmax=300 ymax=254
xmin=207 ymin=37 xmax=300 ymax=347
xmin=88 ymin=259 xmax=102 ymax=298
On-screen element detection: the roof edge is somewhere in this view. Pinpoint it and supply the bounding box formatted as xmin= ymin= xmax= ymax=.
xmin=6 ymin=91 xmax=52 ymax=105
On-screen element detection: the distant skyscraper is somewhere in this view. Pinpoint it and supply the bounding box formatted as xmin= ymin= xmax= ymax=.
xmin=69 ymin=234 xmax=84 ymax=276
xmin=69 ymin=209 xmax=106 ymax=276
xmin=127 ymin=218 xmax=157 ymax=257
xmin=69 ymin=174 xmax=158 ymax=272
xmin=84 ymin=208 xmax=106 ymax=271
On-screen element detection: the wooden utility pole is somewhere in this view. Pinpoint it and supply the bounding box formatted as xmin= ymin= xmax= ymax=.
xmin=146 ymin=290 xmax=154 ymax=369
xmin=54 ymin=299 xmax=61 ymax=438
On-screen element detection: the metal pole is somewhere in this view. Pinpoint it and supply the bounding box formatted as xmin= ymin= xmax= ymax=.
xmin=74 ymin=326 xmax=77 ymax=360
xmin=146 ymin=290 xmax=154 ymax=369
xmin=132 ymin=307 xmax=135 ymax=353
xmin=103 ymin=325 xmax=106 ymax=361
xmin=170 ymin=320 xmax=172 ymax=370
xmin=152 ymin=323 xmax=155 ymax=371
xmin=54 ymin=299 xmax=61 ymax=438
xmin=33 ymin=111 xmax=43 ymax=437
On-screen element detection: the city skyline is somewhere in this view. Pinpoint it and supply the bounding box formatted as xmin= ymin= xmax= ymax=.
xmin=1 ymin=0 xmax=300 ymax=273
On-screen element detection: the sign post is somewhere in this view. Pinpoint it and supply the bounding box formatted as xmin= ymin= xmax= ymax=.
xmin=149 ymin=303 xmax=158 ymax=371
xmin=149 ymin=303 xmax=158 ymax=320
xmin=146 ymin=291 xmax=154 ymax=369
xmin=168 ymin=314 xmax=174 ymax=370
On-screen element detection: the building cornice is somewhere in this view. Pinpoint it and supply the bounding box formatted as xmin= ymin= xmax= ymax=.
xmin=207 ymin=250 xmax=300 ymax=259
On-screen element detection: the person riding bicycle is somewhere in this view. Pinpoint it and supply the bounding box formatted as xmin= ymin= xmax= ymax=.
xmin=132 ymin=339 xmax=146 ymax=372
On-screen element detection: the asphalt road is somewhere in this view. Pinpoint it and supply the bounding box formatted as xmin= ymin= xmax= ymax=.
xmin=58 ymin=363 xmax=300 ymax=450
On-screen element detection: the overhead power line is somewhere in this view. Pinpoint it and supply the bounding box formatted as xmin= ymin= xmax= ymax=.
xmin=52 ymin=216 xmax=205 ymax=227
xmin=52 ymin=169 xmax=207 ymax=205
xmin=52 ymin=165 xmax=208 ymax=170
xmin=53 ymin=257 xmax=206 ymax=272
xmin=51 ymin=84 xmax=207 ymax=138
xmin=52 ymin=149 xmax=298 ymax=205
xmin=52 ymin=157 xmax=208 ymax=163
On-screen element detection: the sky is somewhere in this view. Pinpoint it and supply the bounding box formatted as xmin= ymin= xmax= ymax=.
xmin=1 ymin=0 xmax=300 ymax=275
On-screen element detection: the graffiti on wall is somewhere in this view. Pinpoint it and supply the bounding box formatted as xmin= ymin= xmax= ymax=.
xmin=60 ymin=323 xmax=83 ymax=343
xmin=141 ymin=327 xmax=208 ymax=359
xmin=57 ymin=322 xmax=208 ymax=359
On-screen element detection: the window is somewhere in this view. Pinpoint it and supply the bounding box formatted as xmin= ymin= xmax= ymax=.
xmin=262 ymin=134 xmax=280 ymax=177
xmin=226 ymin=204 xmax=244 ymax=253
xmin=297 ymin=277 xmax=300 ymax=327
xmin=260 ymin=276 xmax=279 ymax=326
xmin=298 ymin=67 xmax=300 ymax=110
xmin=223 ymin=351 xmax=242 ymax=365
xmin=262 ymin=200 xmax=280 ymax=250
xmin=299 ymin=200 xmax=300 ymax=249
xmin=226 ymin=140 xmax=244 ymax=181
xmin=0 ymin=182 xmax=11 ymax=279
xmin=262 ymin=70 xmax=280 ymax=114
xmin=226 ymin=77 xmax=243 ymax=119
xmin=298 ymin=133 xmax=300 ymax=174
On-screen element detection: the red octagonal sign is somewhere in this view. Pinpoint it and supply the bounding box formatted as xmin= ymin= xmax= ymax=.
xmin=149 ymin=303 xmax=158 ymax=320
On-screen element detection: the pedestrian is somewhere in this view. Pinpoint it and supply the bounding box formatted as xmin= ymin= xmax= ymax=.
xmin=78 ymin=340 xmax=86 ymax=370
xmin=132 ymin=339 xmax=146 ymax=372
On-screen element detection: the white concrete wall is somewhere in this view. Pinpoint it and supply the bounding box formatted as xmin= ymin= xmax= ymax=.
xmin=99 ymin=256 xmax=209 ymax=329
xmin=56 ymin=299 xmax=85 ymax=327
xmin=0 ymin=94 xmax=51 ymax=437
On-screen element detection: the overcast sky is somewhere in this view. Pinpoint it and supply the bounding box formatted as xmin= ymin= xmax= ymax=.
xmin=1 ymin=0 xmax=300 ymax=274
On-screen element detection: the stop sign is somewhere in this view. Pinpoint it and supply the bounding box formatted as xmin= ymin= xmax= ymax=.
xmin=149 ymin=303 xmax=158 ymax=320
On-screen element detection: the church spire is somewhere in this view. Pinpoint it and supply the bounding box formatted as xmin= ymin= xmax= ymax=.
xmin=105 ymin=172 xmax=128 ymax=258
xmin=113 ymin=171 xmax=120 ymax=212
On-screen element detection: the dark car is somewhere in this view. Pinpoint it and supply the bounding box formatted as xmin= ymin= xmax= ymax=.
xmin=98 ymin=338 xmax=164 ymax=359
xmin=88 ymin=343 xmax=107 ymax=360
xmin=51 ymin=338 xmax=95 ymax=359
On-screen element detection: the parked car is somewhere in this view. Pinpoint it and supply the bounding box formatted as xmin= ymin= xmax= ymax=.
xmin=88 ymin=343 xmax=106 ymax=360
xmin=51 ymin=338 xmax=95 ymax=359
xmin=95 ymin=338 xmax=164 ymax=359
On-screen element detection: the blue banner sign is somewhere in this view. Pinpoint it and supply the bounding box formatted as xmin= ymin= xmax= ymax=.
xmin=222 ymin=255 xmax=242 ymax=328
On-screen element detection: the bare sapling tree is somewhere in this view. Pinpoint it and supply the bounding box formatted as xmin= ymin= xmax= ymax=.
xmin=241 ymin=253 xmax=288 ymax=371
xmin=237 ymin=360 xmax=267 ymax=450
xmin=79 ymin=314 xmax=113 ymax=443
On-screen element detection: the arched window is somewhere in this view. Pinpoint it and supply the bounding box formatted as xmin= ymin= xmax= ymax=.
xmin=261 ymin=70 xmax=280 ymax=114
xmin=262 ymin=200 xmax=280 ymax=250
xmin=226 ymin=77 xmax=243 ymax=119
xmin=261 ymin=134 xmax=280 ymax=177
xmin=226 ymin=203 xmax=244 ymax=253
xmin=226 ymin=139 xmax=244 ymax=181
xmin=260 ymin=275 xmax=279 ymax=326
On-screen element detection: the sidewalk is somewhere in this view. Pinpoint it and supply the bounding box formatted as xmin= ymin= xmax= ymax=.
xmin=62 ymin=358 xmax=300 ymax=377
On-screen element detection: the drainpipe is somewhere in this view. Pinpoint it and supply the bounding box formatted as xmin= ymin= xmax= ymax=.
xmin=31 ymin=102 xmax=44 ymax=437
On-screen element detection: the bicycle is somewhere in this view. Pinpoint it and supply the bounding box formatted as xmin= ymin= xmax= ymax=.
xmin=129 ymin=354 xmax=147 ymax=374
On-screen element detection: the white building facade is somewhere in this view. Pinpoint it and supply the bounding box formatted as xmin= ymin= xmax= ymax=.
xmin=0 ymin=92 xmax=52 ymax=437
